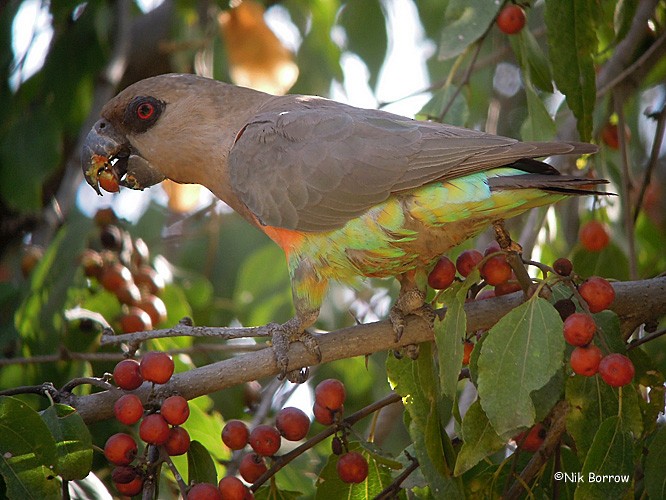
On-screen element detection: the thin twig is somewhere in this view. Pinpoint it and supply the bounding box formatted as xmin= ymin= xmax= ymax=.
xmin=628 ymin=327 xmax=666 ymax=350
xmin=505 ymin=401 xmax=570 ymax=500
xmin=374 ymin=452 xmax=420 ymax=500
xmin=633 ymin=103 xmax=666 ymax=223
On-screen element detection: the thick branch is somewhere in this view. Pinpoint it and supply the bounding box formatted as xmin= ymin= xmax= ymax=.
xmin=68 ymin=277 xmax=666 ymax=423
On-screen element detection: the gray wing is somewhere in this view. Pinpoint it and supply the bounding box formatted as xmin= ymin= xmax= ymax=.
xmin=228 ymin=99 xmax=593 ymax=232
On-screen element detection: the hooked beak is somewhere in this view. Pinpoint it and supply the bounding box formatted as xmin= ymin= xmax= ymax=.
xmin=81 ymin=119 xmax=165 ymax=194
xmin=81 ymin=119 xmax=129 ymax=195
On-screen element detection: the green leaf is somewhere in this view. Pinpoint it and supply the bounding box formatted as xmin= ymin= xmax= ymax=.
xmin=172 ymin=397 xmax=226 ymax=482
xmin=40 ymin=405 xmax=92 ymax=481
xmin=387 ymin=345 xmax=464 ymax=498
xmin=0 ymin=396 xmax=61 ymax=499
xmin=571 ymin=242 xmax=630 ymax=281
xmin=530 ymin=368 xmax=565 ymax=423
xmin=234 ymin=244 xmax=292 ymax=326
xmin=520 ymin=81 xmax=556 ymax=141
xmin=565 ymin=376 xmax=643 ymax=461
xmin=338 ymin=0 xmax=387 ymax=90
xmin=544 ymin=0 xmax=597 ymax=141
xmin=517 ymin=28 xmax=554 ymax=93
xmin=435 ymin=281 xmax=472 ymax=401
xmin=187 ymin=440 xmax=217 ymax=486
xmin=438 ymin=0 xmax=501 ymax=60
xmin=477 ymin=297 xmax=565 ymax=436
xmin=416 ymin=85 xmax=469 ymax=125
xmin=575 ymin=416 xmax=633 ymax=499
xmin=0 ymin=106 xmax=62 ymax=211
xmin=454 ymin=400 xmax=505 ymax=476
xmin=645 ymin=425 xmax=666 ymax=500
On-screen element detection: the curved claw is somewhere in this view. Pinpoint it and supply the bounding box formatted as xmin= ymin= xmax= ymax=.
xmin=269 ymin=319 xmax=321 ymax=382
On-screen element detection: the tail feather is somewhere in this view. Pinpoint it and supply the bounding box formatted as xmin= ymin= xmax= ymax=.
xmin=488 ymin=173 xmax=611 ymax=197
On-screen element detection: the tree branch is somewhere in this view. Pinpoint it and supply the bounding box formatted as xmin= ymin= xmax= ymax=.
xmin=65 ymin=276 xmax=666 ymax=424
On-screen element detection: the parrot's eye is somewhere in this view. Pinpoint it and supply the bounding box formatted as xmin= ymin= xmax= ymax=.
xmin=137 ymin=102 xmax=155 ymax=120
xmin=125 ymin=96 xmax=165 ymax=133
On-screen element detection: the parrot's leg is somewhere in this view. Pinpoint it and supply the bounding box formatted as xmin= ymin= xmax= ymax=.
xmin=271 ymin=259 xmax=327 ymax=382
xmin=388 ymin=269 xmax=435 ymax=343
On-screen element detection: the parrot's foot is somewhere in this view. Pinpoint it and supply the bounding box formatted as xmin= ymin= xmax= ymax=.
xmin=492 ymin=220 xmax=523 ymax=253
xmin=269 ymin=315 xmax=321 ymax=383
xmin=389 ymin=301 xmax=435 ymax=342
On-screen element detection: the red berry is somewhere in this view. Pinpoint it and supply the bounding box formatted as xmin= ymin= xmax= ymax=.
xmin=81 ymin=249 xmax=104 ymax=278
xmin=188 ymin=482 xmax=223 ymax=500
xmin=161 ymin=395 xmax=190 ymax=425
xmin=239 ymin=452 xmax=267 ymax=483
xmin=579 ymin=277 xmax=615 ymax=313
xmin=462 ymin=340 xmax=474 ymax=366
xmin=113 ymin=359 xmax=143 ymax=390
xmin=112 ymin=465 xmax=139 ymax=484
xmin=601 ymin=123 xmax=620 ymax=149
xmin=134 ymin=265 xmax=166 ymax=295
xmin=494 ymin=280 xmax=521 ymax=296
xmin=553 ymin=257 xmax=573 ymax=276
xmin=114 ymin=394 xmax=144 ymax=425
xmin=222 ymin=420 xmax=250 ymax=450
xmin=314 ymin=379 xmax=346 ymax=411
xmin=456 ymin=250 xmax=483 ymax=277
xmin=164 ymin=426 xmax=191 ymax=456
xmin=514 ymin=423 xmax=546 ymax=452
xmin=580 ymin=221 xmax=610 ymax=252
xmin=427 ymin=256 xmax=456 ymax=290
xmin=598 ymin=353 xmax=635 ymax=387
xmin=248 ymin=425 xmax=281 ymax=456
xmin=140 ymin=351 xmax=174 ymax=384
xmin=337 ymin=451 xmax=369 ymax=484
xmin=481 ymin=255 xmax=512 ymax=286
xmin=115 ymin=282 xmax=142 ymax=306
xmin=218 ymin=476 xmax=250 ymax=500
xmin=104 ymin=433 xmax=138 ymax=465
xmin=120 ymin=306 xmax=153 ymax=334
xmin=497 ymin=4 xmax=526 ymax=35
xmin=99 ymin=166 xmax=121 ymax=193
xmin=139 ymin=413 xmax=170 ymax=445
xmin=570 ymin=345 xmax=603 ymax=376
xmin=275 ymin=407 xmax=310 ymax=441
xmin=563 ymin=313 xmax=596 ymax=347
xmin=331 ymin=436 xmax=343 ymax=455
xmin=313 ymin=402 xmax=336 ymax=425
xmin=100 ymin=263 xmax=132 ymax=293
xmin=138 ymin=294 xmax=168 ymax=326
xmin=115 ymin=475 xmax=144 ymax=496
xmin=554 ymin=298 xmax=576 ymax=321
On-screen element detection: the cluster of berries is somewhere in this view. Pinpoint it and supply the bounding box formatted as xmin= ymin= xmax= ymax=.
xmin=428 ymin=242 xmax=522 ymax=297
xmin=81 ymin=208 xmax=167 ymax=333
xmin=104 ymin=352 xmax=188 ymax=496
xmin=556 ymin=271 xmax=633 ymax=387
xmin=313 ymin=379 xmax=369 ymax=484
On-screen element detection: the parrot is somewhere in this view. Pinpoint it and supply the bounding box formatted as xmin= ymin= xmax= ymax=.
xmin=81 ymin=73 xmax=604 ymax=380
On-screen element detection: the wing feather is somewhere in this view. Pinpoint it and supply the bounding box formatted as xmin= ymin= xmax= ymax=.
xmin=228 ymin=98 xmax=595 ymax=232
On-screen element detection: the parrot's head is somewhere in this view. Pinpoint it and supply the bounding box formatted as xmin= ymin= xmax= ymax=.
xmin=82 ymin=89 xmax=168 ymax=194
xmin=82 ymin=73 xmax=249 ymax=194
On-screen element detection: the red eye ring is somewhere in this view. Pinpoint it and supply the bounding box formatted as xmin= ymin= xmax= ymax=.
xmin=137 ymin=102 xmax=154 ymax=120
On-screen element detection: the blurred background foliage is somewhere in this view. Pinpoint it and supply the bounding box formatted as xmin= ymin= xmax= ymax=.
xmin=0 ymin=0 xmax=666 ymax=497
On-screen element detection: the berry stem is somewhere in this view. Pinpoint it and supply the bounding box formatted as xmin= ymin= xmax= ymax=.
xmin=158 ymin=446 xmax=188 ymax=496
